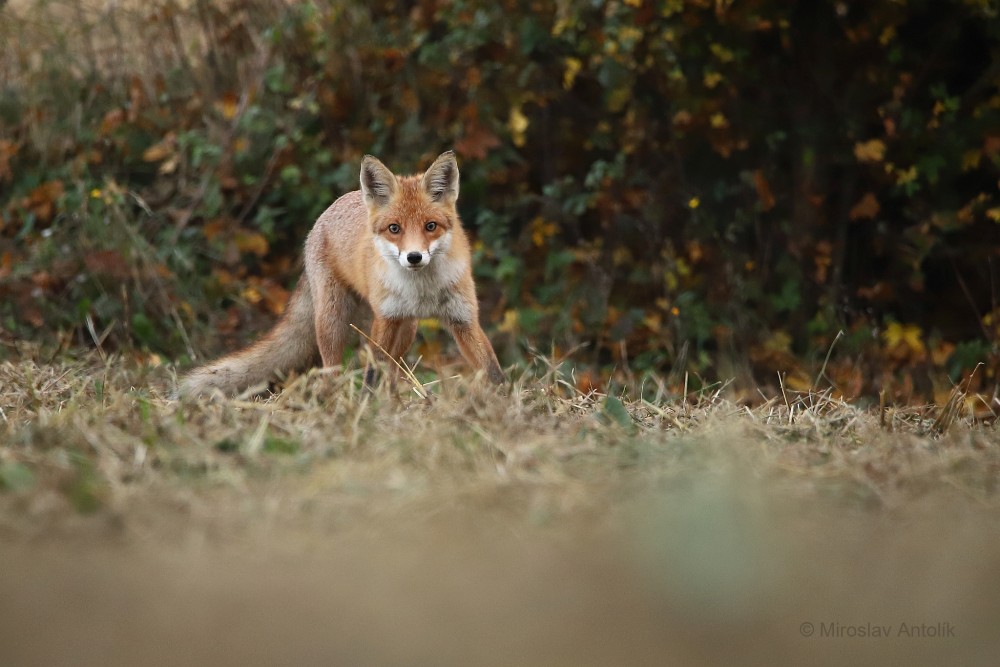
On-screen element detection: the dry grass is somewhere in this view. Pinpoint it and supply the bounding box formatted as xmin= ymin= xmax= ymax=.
xmin=1 ymin=353 xmax=999 ymax=665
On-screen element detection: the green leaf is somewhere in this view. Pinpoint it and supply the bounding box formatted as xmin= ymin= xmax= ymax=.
xmin=603 ymin=395 xmax=634 ymax=430
xmin=0 ymin=462 xmax=36 ymax=493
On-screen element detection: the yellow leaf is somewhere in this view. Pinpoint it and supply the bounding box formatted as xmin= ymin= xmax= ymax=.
xmin=688 ymin=197 xmax=700 ymax=209
xmin=235 ymin=231 xmax=269 ymax=257
xmin=672 ymin=110 xmax=692 ymax=126
xmin=608 ymin=87 xmax=632 ymax=113
xmin=498 ymin=309 xmax=519 ymax=334
xmin=962 ymin=150 xmax=982 ymax=171
xmin=895 ymin=165 xmax=918 ymax=186
xmin=709 ymin=112 xmax=729 ymax=128
xmin=530 ymin=217 xmax=558 ymax=247
xmin=764 ymin=330 xmax=792 ymax=354
xmin=563 ymin=57 xmax=583 ymax=90
xmin=854 ymin=139 xmax=886 ymax=163
xmin=617 ymin=27 xmax=643 ymax=45
xmin=612 ymin=247 xmax=632 ymax=266
xmin=709 ymin=43 xmax=734 ymax=63
xmin=703 ymin=71 xmax=723 ymax=88
xmin=242 ymin=286 xmax=262 ymax=304
xmin=882 ymin=322 xmax=925 ymax=354
xmin=987 ymin=207 xmax=1000 ymax=223
xmin=216 ymin=92 xmax=239 ymax=120
xmin=509 ymin=106 xmax=529 ymax=147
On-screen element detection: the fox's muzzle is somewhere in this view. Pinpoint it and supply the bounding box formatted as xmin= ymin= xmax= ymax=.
xmin=399 ymin=249 xmax=429 ymax=269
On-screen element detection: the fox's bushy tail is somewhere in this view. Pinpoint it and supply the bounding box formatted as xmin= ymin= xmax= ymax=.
xmin=178 ymin=279 xmax=317 ymax=397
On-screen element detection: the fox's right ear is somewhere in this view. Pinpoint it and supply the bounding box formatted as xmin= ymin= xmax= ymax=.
xmin=421 ymin=150 xmax=459 ymax=205
xmin=360 ymin=155 xmax=398 ymax=209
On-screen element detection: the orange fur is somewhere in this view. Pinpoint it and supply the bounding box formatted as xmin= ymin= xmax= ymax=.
xmin=179 ymin=151 xmax=503 ymax=397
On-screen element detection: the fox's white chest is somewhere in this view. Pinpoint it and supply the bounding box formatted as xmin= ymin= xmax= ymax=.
xmin=374 ymin=253 xmax=471 ymax=322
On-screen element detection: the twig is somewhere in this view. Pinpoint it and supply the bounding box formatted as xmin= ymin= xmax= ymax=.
xmin=778 ymin=371 xmax=791 ymax=415
xmin=812 ymin=329 xmax=844 ymax=390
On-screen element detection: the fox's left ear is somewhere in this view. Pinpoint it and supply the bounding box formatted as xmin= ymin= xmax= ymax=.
xmin=421 ymin=150 xmax=459 ymax=205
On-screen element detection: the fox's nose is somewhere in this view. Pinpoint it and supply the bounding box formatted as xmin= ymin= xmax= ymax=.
xmin=406 ymin=252 xmax=423 ymax=265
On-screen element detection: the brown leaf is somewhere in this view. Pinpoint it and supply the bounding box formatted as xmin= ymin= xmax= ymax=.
xmin=24 ymin=180 xmax=65 ymax=224
xmin=100 ymin=108 xmax=125 ymax=136
xmin=857 ymin=281 xmax=894 ymax=302
xmin=0 ymin=251 xmax=12 ymax=279
xmin=142 ymin=134 xmax=176 ymax=162
xmin=256 ymin=279 xmax=291 ymax=315
xmin=984 ymin=135 xmax=1000 ymax=158
xmin=84 ymin=250 xmax=131 ymax=279
xmin=753 ymin=169 xmax=775 ymax=211
xmin=0 ymin=140 xmax=19 ymax=182
xmin=455 ymin=124 xmax=501 ymax=160
xmin=849 ymin=192 xmax=881 ymax=220
xmin=202 ymin=218 xmax=230 ymax=242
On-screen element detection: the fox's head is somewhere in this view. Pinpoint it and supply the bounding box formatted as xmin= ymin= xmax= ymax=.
xmin=360 ymin=151 xmax=460 ymax=271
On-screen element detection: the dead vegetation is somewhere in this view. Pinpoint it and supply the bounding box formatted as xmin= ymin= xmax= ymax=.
xmin=1 ymin=354 xmax=999 ymax=665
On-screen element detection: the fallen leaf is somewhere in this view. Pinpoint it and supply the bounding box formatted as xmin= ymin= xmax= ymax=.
xmin=142 ymin=134 xmax=176 ymax=162
xmin=84 ymin=250 xmax=131 ymax=279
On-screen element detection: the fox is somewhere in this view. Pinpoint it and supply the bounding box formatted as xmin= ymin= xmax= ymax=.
xmin=178 ymin=150 xmax=504 ymax=397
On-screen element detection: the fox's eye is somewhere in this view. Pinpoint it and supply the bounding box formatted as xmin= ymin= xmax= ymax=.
xmin=425 ymin=221 xmax=437 ymax=232
xmin=388 ymin=223 xmax=401 ymax=234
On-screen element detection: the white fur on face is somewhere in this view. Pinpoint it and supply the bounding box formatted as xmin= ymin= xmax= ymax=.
xmin=373 ymin=231 xmax=472 ymax=322
xmin=374 ymin=236 xmax=431 ymax=269
xmin=374 ymin=236 xmax=402 ymax=265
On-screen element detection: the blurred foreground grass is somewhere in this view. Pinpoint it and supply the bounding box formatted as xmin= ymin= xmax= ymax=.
xmin=1 ymin=355 xmax=999 ymax=665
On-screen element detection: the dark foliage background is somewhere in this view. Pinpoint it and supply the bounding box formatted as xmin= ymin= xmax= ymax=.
xmin=1 ymin=0 xmax=999 ymax=403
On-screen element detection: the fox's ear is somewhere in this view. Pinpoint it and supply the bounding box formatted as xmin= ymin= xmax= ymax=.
xmin=360 ymin=155 xmax=398 ymax=209
xmin=421 ymin=150 xmax=459 ymax=205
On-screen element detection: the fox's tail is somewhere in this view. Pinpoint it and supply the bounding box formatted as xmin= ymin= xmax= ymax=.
xmin=178 ymin=278 xmax=317 ymax=397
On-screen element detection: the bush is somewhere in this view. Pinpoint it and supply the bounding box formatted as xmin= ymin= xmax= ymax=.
xmin=1 ymin=0 xmax=999 ymax=402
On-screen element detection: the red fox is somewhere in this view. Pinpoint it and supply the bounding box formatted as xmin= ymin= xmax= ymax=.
xmin=179 ymin=150 xmax=504 ymax=396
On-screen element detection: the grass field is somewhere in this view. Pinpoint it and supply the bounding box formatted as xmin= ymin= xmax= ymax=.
xmin=1 ymin=354 xmax=999 ymax=666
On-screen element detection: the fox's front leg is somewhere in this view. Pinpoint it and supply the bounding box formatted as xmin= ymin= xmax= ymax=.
xmin=446 ymin=320 xmax=504 ymax=385
xmin=364 ymin=316 xmax=418 ymax=388
xmin=312 ymin=279 xmax=357 ymax=369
